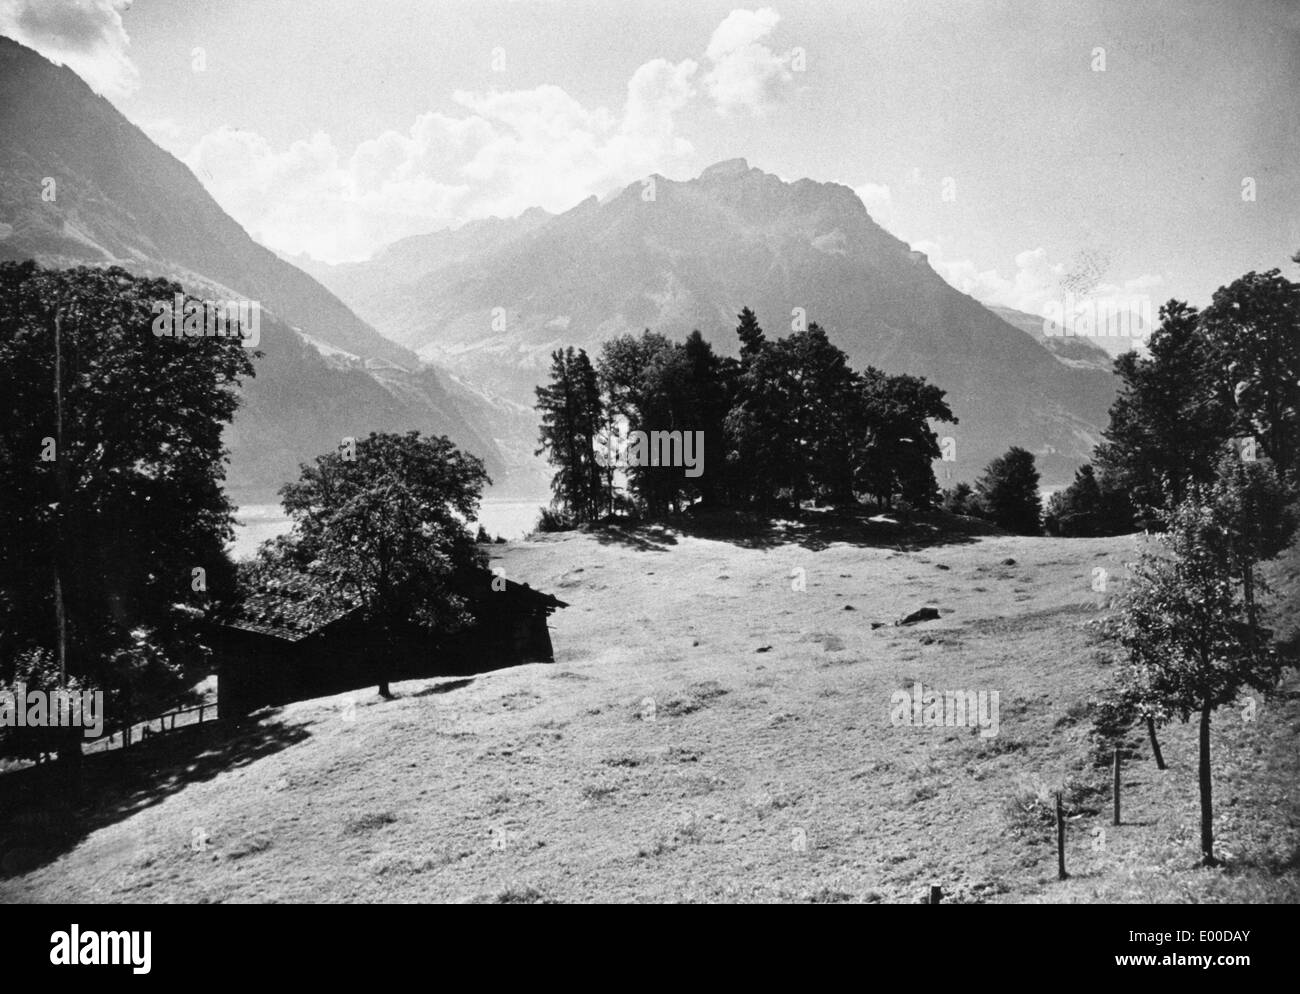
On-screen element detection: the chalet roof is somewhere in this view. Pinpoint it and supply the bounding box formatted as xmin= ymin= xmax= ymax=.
xmin=217 ymin=567 xmax=567 ymax=640
xmin=458 ymin=570 xmax=570 ymax=611
xmin=220 ymin=618 xmax=315 ymax=643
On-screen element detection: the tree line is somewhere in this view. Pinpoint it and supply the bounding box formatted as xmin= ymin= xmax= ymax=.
xmin=1044 ymin=260 xmax=1300 ymax=536
xmin=1087 ymin=255 xmax=1300 ymax=866
xmin=1 ymin=262 xmax=490 ymax=763
xmin=535 ymin=309 xmax=957 ymax=522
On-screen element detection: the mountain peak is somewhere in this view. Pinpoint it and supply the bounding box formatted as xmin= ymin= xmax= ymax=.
xmin=698 ymin=158 xmax=752 ymax=180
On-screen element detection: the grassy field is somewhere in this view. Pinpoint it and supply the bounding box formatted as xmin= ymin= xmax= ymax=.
xmin=3 ymin=512 xmax=1298 ymax=903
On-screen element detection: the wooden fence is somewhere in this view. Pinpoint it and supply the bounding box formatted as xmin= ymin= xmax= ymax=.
xmin=82 ymin=701 xmax=219 ymax=755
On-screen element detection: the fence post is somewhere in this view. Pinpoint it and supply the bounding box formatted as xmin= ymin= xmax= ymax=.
xmin=1113 ymin=748 xmax=1121 ymax=826
xmin=1056 ymin=791 xmax=1068 ymax=880
xmin=929 ymin=885 xmax=942 ymax=904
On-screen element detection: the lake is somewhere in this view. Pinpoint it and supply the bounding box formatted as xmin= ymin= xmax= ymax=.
xmin=228 ymin=496 xmax=550 ymax=561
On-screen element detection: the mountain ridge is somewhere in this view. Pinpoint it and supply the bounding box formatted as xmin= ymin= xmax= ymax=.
xmin=0 ymin=36 xmax=529 ymax=501
xmin=307 ymin=160 xmax=1119 ymax=485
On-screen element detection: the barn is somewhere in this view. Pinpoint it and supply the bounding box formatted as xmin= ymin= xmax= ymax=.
xmin=210 ymin=570 xmax=567 ymax=717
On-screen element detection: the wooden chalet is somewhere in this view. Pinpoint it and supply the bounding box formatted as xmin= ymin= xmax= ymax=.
xmin=210 ymin=570 xmax=567 ymax=717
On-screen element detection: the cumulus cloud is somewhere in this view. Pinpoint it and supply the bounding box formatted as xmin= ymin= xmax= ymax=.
xmin=186 ymin=57 xmax=700 ymax=262
xmin=0 ymin=0 xmax=138 ymax=99
xmin=703 ymin=7 xmax=793 ymax=115
xmin=914 ymin=239 xmax=1163 ymax=321
xmin=179 ymin=8 xmax=785 ymax=261
xmin=137 ymin=117 xmax=191 ymax=157
xmin=854 ymin=182 xmax=892 ymax=221
xmin=913 ymin=242 xmax=1064 ymax=314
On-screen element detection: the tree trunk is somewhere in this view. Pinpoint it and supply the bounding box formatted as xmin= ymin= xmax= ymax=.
xmin=1198 ymin=702 xmax=1216 ymax=866
xmin=56 ymin=725 xmax=84 ymax=801
xmin=1146 ymin=714 xmax=1166 ymax=770
xmin=377 ymin=623 xmax=396 ymax=699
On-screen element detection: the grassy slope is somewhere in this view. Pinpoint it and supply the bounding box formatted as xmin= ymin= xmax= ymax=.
xmin=3 ymin=521 xmax=1297 ymax=903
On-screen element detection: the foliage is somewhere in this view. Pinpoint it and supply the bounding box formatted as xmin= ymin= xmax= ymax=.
xmin=560 ymin=309 xmax=956 ymax=518
xmin=533 ymin=506 xmax=576 ymax=533
xmin=974 ymin=446 xmax=1042 ymax=534
xmin=535 ymin=347 xmax=607 ymax=522
xmin=1043 ymin=463 xmax=1134 ymax=536
xmin=0 ymin=262 xmax=255 ymax=737
xmin=266 ymin=431 xmax=490 ymax=693
xmin=1095 ymin=261 xmax=1300 ymax=527
xmin=1099 ymin=465 xmax=1296 ymax=863
xmin=1200 ymin=267 xmax=1300 ymax=480
xmin=941 ymin=481 xmax=980 ymax=517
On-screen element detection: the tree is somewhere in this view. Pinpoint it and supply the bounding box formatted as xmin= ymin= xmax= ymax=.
xmin=679 ymin=329 xmax=736 ymax=507
xmin=0 ymin=263 xmax=255 ymax=762
xmin=724 ymin=315 xmax=954 ymax=511
xmin=855 ymin=368 xmax=955 ymax=510
xmin=1106 ymin=482 xmax=1293 ymax=865
xmin=735 ymin=306 xmax=765 ymax=360
xmin=598 ymin=330 xmax=726 ymax=516
xmin=570 ymin=348 xmax=609 ymax=517
xmin=974 ymin=446 xmax=1042 ymax=534
xmin=1094 ymin=301 xmax=1232 ymax=523
xmin=1202 ymin=453 xmax=1298 ymax=662
xmin=1043 ymin=463 xmax=1134 ymax=536
xmin=724 ymin=310 xmax=803 ymax=509
xmin=1199 ymin=266 xmax=1300 ymax=480
xmin=535 ymin=347 xmax=606 ymax=523
xmin=780 ymin=323 xmax=863 ymax=505
xmin=275 ymin=431 xmax=489 ymax=698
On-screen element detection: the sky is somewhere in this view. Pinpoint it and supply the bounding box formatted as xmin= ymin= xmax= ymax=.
xmin=3 ymin=0 xmax=1298 ymax=325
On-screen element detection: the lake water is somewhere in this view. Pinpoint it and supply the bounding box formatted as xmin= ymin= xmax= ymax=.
xmin=228 ymin=496 xmax=550 ymax=561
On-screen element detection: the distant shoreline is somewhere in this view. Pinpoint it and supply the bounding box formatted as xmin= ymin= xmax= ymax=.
xmin=228 ymin=496 xmax=550 ymax=560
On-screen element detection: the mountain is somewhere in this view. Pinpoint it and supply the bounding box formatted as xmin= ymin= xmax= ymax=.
xmin=287 ymin=207 xmax=555 ymax=316
xmin=987 ymin=303 xmax=1119 ymax=373
xmin=0 ymin=37 xmax=524 ymax=502
xmin=309 ymin=158 xmax=1119 ymax=485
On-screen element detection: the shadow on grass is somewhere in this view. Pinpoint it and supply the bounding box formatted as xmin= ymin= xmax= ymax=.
xmin=586 ymin=506 xmax=995 ymax=553
xmin=409 ymin=677 xmax=476 ymax=698
xmin=591 ymin=523 xmax=678 ymax=552
xmin=0 ymin=714 xmax=310 ymax=880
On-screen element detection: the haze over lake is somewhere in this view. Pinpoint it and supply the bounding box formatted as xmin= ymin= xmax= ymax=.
xmin=228 ymin=496 xmax=550 ymax=560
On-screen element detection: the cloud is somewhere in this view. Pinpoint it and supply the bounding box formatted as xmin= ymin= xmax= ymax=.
xmin=914 ymin=239 xmax=1163 ymax=319
xmin=177 ymin=8 xmax=783 ymax=261
xmin=137 ymin=117 xmax=191 ymax=157
xmin=0 ymin=0 xmax=138 ymax=99
xmin=854 ymin=182 xmax=892 ymax=221
xmin=185 ymin=57 xmax=700 ymax=263
xmin=703 ymin=7 xmax=793 ymax=115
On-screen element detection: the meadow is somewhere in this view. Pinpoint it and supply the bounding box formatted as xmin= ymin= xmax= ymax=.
xmin=4 ymin=513 xmax=1297 ymax=903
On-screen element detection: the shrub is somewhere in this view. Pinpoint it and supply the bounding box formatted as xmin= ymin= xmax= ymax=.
xmin=534 ymin=507 xmax=576 ymax=533
xmin=941 ymin=481 xmax=981 ymax=517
